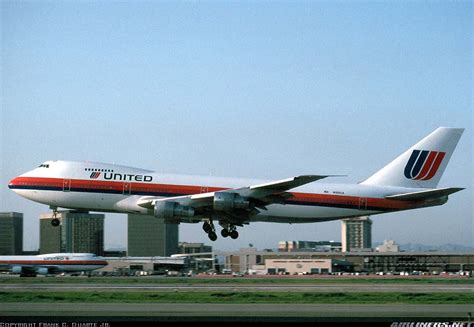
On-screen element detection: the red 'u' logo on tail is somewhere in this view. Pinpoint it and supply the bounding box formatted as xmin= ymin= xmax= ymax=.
xmin=404 ymin=150 xmax=446 ymax=180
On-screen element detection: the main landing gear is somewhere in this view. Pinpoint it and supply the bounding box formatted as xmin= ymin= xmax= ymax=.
xmin=202 ymin=221 xmax=240 ymax=241
xmin=202 ymin=221 xmax=217 ymax=241
xmin=221 ymin=225 xmax=239 ymax=239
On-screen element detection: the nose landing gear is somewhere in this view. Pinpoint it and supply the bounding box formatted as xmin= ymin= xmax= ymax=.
xmin=50 ymin=207 xmax=60 ymax=227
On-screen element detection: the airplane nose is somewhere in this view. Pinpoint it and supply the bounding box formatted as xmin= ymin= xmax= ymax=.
xmin=8 ymin=177 xmax=19 ymax=190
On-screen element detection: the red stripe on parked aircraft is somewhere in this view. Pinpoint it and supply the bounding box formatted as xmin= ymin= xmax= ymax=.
xmin=0 ymin=260 xmax=107 ymax=265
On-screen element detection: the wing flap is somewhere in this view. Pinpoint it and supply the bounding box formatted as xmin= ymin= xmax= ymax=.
xmin=249 ymin=175 xmax=330 ymax=191
xmin=137 ymin=193 xmax=214 ymax=209
xmin=385 ymin=187 xmax=464 ymax=201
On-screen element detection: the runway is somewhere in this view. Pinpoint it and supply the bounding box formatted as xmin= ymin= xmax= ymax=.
xmin=1 ymin=282 xmax=473 ymax=293
xmin=2 ymin=279 xmax=472 ymax=321
xmin=1 ymin=303 xmax=473 ymax=321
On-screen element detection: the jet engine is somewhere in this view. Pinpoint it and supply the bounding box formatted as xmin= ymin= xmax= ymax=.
xmin=11 ymin=266 xmax=23 ymax=274
xmin=11 ymin=266 xmax=41 ymax=277
xmin=154 ymin=201 xmax=195 ymax=219
xmin=37 ymin=267 xmax=49 ymax=275
xmin=213 ymin=192 xmax=250 ymax=211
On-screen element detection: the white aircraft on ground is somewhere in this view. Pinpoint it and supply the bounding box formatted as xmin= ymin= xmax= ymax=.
xmin=8 ymin=127 xmax=464 ymax=241
xmin=0 ymin=253 xmax=108 ymax=277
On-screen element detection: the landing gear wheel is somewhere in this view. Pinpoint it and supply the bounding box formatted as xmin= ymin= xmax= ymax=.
xmin=50 ymin=207 xmax=60 ymax=227
xmin=208 ymin=231 xmax=218 ymax=241
xmin=204 ymin=221 xmax=217 ymax=240
xmin=221 ymin=229 xmax=229 ymax=238
xmin=230 ymin=230 xmax=239 ymax=239
xmin=202 ymin=222 xmax=212 ymax=233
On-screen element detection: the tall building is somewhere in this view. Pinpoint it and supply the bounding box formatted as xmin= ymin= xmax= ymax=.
xmin=0 ymin=212 xmax=23 ymax=255
xmin=40 ymin=211 xmax=104 ymax=255
xmin=128 ymin=214 xmax=178 ymax=257
xmin=341 ymin=216 xmax=372 ymax=252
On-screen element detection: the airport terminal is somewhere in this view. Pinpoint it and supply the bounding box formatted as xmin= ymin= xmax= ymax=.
xmin=1 ymin=211 xmax=472 ymax=277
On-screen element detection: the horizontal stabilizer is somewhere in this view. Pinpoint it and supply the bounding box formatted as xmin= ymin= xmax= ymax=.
xmin=385 ymin=187 xmax=464 ymax=201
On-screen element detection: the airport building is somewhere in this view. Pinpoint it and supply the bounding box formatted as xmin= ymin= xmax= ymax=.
xmin=343 ymin=252 xmax=474 ymax=274
xmin=218 ymin=248 xmax=474 ymax=274
xmin=224 ymin=247 xmax=261 ymax=274
xmin=376 ymin=240 xmax=400 ymax=253
xmin=278 ymin=241 xmax=298 ymax=252
xmin=40 ymin=211 xmax=104 ymax=255
xmin=265 ymin=258 xmax=351 ymax=275
xmin=178 ymin=242 xmax=212 ymax=254
xmin=98 ymin=251 xmax=214 ymax=276
xmin=0 ymin=212 xmax=23 ymax=255
xmin=278 ymin=240 xmax=342 ymax=252
xmin=221 ymin=248 xmax=352 ymax=274
xmin=341 ymin=216 xmax=372 ymax=252
xmin=128 ymin=214 xmax=179 ymax=257
xmin=97 ymin=256 xmax=188 ymax=276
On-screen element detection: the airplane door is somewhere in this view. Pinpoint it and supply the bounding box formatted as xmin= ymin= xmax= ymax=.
xmin=123 ymin=182 xmax=131 ymax=195
xmin=63 ymin=179 xmax=71 ymax=192
xmin=358 ymin=197 xmax=367 ymax=210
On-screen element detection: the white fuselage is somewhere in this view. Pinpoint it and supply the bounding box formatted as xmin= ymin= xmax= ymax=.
xmin=8 ymin=160 xmax=444 ymax=223
xmin=0 ymin=253 xmax=108 ymax=273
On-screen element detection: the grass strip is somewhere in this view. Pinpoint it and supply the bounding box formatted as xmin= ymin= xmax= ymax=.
xmin=0 ymin=291 xmax=472 ymax=304
xmin=0 ymin=277 xmax=472 ymax=285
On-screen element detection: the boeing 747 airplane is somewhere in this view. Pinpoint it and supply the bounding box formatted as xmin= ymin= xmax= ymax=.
xmin=0 ymin=253 xmax=107 ymax=277
xmin=8 ymin=127 xmax=464 ymax=241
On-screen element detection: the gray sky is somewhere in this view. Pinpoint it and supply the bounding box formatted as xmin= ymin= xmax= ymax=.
xmin=1 ymin=1 xmax=472 ymax=251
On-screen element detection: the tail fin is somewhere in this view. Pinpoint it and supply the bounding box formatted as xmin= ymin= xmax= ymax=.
xmin=361 ymin=127 xmax=464 ymax=188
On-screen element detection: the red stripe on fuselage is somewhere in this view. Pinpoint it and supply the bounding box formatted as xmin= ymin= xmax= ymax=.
xmin=10 ymin=177 xmax=419 ymax=211
xmin=10 ymin=177 xmax=226 ymax=194
xmin=289 ymin=192 xmax=416 ymax=210
xmin=0 ymin=260 xmax=107 ymax=265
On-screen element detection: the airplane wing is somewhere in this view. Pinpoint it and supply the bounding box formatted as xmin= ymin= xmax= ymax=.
xmin=385 ymin=187 xmax=464 ymax=201
xmin=137 ymin=175 xmax=332 ymax=223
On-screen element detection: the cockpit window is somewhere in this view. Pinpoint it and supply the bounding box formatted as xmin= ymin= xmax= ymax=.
xmin=38 ymin=164 xmax=50 ymax=168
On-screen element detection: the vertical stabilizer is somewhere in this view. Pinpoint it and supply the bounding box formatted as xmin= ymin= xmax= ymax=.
xmin=361 ymin=127 xmax=464 ymax=188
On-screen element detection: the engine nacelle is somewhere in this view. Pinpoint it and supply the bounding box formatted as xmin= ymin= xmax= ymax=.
xmin=154 ymin=201 xmax=195 ymax=219
xmin=213 ymin=192 xmax=250 ymax=211
xmin=11 ymin=266 xmax=23 ymax=274
xmin=37 ymin=267 xmax=49 ymax=275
